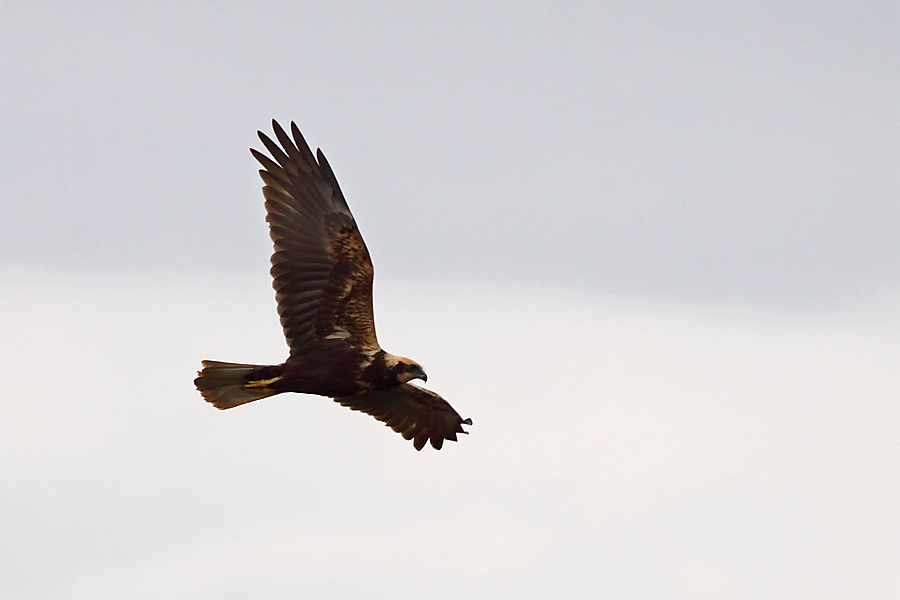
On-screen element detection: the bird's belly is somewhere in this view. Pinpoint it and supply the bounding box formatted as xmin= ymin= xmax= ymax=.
xmin=276 ymin=354 xmax=366 ymax=398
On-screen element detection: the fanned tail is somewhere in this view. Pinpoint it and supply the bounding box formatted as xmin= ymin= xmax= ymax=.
xmin=194 ymin=360 xmax=282 ymax=409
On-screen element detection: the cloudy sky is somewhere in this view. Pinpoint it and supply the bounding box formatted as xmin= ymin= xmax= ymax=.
xmin=2 ymin=2 xmax=899 ymax=599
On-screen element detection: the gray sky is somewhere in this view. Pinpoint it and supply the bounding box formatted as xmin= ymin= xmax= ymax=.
xmin=2 ymin=1 xmax=897 ymax=307
xmin=2 ymin=2 xmax=900 ymax=599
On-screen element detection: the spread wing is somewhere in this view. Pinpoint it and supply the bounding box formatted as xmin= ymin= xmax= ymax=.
xmin=252 ymin=120 xmax=380 ymax=356
xmin=335 ymin=384 xmax=473 ymax=451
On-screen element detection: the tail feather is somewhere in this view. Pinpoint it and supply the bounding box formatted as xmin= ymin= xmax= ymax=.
xmin=194 ymin=360 xmax=281 ymax=409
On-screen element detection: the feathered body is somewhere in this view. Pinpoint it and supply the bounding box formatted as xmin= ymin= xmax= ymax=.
xmin=195 ymin=121 xmax=471 ymax=451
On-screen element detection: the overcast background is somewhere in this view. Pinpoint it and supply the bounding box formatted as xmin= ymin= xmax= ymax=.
xmin=2 ymin=2 xmax=899 ymax=599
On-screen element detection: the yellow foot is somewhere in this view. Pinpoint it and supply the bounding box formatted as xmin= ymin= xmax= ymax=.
xmin=244 ymin=376 xmax=282 ymax=389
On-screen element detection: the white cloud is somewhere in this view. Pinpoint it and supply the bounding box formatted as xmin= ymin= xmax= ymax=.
xmin=2 ymin=270 xmax=898 ymax=598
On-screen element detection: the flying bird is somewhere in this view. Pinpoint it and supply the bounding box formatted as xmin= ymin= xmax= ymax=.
xmin=194 ymin=121 xmax=471 ymax=450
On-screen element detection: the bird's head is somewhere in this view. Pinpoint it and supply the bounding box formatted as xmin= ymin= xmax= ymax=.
xmin=385 ymin=354 xmax=428 ymax=384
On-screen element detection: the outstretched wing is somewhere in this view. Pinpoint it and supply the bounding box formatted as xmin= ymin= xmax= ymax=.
xmin=335 ymin=384 xmax=473 ymax=451
xmin=252 ymin=120 xmax=380 ymax=356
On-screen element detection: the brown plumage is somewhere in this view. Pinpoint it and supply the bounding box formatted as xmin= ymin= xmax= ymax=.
xmin=194 ymin=120 xmax=471 ymax=451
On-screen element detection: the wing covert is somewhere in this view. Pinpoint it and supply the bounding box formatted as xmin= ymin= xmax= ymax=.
xmin=253 ymin=120 xmax=380 ymax=356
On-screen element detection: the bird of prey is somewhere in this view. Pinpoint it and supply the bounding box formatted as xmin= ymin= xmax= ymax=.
xmin=194 ymin=120 xmax=471 ymax=451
